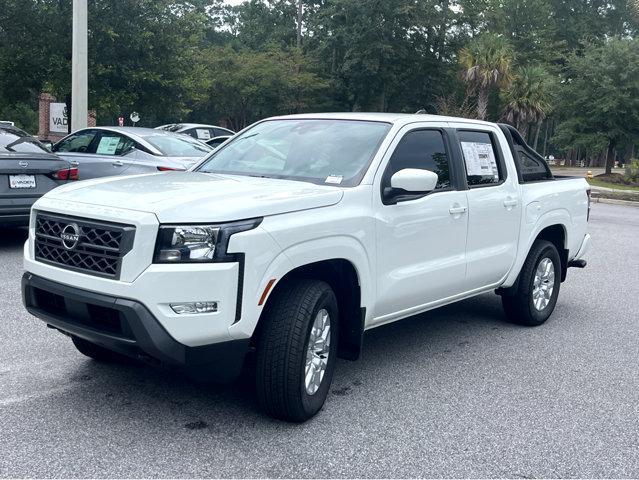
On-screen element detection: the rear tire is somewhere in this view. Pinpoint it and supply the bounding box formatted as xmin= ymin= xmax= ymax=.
xmin=502 ymin=239 xmax=561 ymax=326
xmin=255 ymin=279 xmax=338 ymax=422
xmin=72 ymin=336 xmax=129 ymax=362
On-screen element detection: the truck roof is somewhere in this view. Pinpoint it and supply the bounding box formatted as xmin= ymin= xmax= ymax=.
xmin=271 ymin=112 xmax=496 ymax=127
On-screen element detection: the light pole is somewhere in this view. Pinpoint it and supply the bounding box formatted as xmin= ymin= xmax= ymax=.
xmin=71 ymin=0 xmax=88 ymax=131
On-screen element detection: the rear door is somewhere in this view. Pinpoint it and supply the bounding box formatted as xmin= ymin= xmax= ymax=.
xmin=452 ymin=124 xmax=521 ymax=290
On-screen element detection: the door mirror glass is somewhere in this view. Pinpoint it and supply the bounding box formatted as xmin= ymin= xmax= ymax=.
xmin=390 ymin=168 xmax=438 ymax=193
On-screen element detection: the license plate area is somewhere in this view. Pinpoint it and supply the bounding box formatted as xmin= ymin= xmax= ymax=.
xmin=9 ymin=174 xmax=36 ymax=189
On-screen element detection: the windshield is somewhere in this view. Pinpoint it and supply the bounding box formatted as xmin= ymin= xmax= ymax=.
xmin=0 ymin=127 xmax=50 ymax=154
xmin=195 ymin=119 xmax=391 ymax=186
xmin=144 ymin=134 xmax=212 ymax=157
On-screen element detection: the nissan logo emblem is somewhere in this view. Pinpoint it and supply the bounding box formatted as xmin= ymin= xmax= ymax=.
xmin=18 ymin=160 xmax=29 ymax=168
xmin=60 ymin=223 xmax=80 ymax=250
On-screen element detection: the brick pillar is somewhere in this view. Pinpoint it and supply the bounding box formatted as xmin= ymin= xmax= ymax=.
xmin=87 ymin=110 xmax=96 ymax=127
xmin=38 ymin=93 xmax=56 ymax=140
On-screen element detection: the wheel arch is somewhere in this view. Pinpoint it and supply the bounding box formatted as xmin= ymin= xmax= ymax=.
xmin=252 ymin=258 xmax=366 ymax=361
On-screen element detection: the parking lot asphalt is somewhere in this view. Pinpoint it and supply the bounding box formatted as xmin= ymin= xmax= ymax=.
xmin=1 ymin=203 xmax=638 ymax=478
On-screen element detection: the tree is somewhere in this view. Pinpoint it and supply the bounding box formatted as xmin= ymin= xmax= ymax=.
xmin=459 ymin=33 xmax=514 ymax=119
xmin=553 ymin=38 xmax=639 ymax=173
xmin=502 ymin=65 xmax=553 ymax=138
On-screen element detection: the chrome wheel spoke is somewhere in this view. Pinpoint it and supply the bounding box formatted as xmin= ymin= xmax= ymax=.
xmin=532 ymin=257 xmax=555 ymax=311
xmin=304 ymin=309 xmax=331 ymax=395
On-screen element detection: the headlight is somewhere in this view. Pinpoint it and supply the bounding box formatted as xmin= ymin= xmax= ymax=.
xmin=153 ymin=219 xmax=262 ymax=263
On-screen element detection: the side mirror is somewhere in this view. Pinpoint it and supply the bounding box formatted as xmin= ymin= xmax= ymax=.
xmin=390 ymin=168 xmax=438 ymax=193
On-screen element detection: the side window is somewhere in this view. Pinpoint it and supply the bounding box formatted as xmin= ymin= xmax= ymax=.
xmin=458 ymin=130 xmax=503 ymax=186
xmin=383 ymin=129 xmax=451 ymax=190
xmin=214 ymin=128 xmax=232 ymax=137
xmin=517 ymin=148 xmax=550 ymax=181
xmin=54 ymin=130 xmax=97 ymax=153
xmin=95 ymin=133 xmax=135 ymax=156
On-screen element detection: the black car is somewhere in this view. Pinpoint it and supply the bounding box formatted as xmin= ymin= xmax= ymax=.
xmin=1 ymin=124 xmax=78 ymax=227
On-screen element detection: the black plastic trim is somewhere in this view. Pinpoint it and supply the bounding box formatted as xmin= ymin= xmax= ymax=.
xmin=22 ymin=273 xmax=250 ymax=382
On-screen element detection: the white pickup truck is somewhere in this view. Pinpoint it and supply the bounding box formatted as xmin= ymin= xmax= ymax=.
xmin=22 ymin=113 xmax=590 ymax=421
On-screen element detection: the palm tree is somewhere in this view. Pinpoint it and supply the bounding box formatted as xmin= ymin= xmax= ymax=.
xmin=459 ymin=33 xmax=514 ymax=120
xmin=502 ymin=65 xmax=552 ymax=139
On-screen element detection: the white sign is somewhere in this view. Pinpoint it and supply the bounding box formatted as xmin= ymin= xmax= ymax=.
xmin=130 ymin=112 xmax=140 ymax=123
xmin=96 ymin=136 xmax=121 ymax=155
xmin=461 ymin=141 xmax=499 ymax=179
xmin=49 ymin=103 xmax=68 ymax=134
xmin=196 ymin=128 xmax=211 ymax=140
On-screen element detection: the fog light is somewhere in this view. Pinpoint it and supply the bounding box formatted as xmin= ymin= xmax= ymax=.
xmin=170 ymin=302 xmax=218 ymax=314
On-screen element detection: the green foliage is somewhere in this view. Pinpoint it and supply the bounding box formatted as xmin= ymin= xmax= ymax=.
xmin=0 ymin=0 xmax=637 ymax=161
xmin=502 ymin=65 xmax=553 ymax=133
xmin=459 ymin=33 xmax=515 ymax=119
xmin=553 ymin=38 xmax=639 ymax=170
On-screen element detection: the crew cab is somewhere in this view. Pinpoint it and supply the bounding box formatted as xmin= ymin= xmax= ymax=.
xmin=22 ymin=113 xmax=590 ymax=421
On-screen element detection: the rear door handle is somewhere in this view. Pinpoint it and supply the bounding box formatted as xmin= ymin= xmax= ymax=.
xmin=112 ymin=160 xmax=124 ymax=167
xmin=449 ymin=205 xmax=468 ymax=215
xmin=503 ymin=197 xmax=518 ymax=208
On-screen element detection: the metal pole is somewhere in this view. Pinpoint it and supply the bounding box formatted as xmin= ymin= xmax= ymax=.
xmin=71 ymin=0 xmax=88 ymax=131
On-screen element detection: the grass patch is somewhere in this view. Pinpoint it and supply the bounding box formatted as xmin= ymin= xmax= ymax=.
xmin=587 ymin=178 xmax=639 ymax=192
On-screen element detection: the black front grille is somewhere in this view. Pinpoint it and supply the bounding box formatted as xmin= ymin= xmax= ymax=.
xmin=34 ymin=213 xmax=135 ymax=279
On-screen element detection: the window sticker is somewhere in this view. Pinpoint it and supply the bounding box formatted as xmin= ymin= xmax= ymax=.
xmin=461 ymin=141 xmax=499 ymax=179
xmin=196 ymin=129 xmax=211 ymax=140
xmin=96 ymin=136 xmax=121 ymax=155
xmin=325 ymin=175 xmax=343 ymax=184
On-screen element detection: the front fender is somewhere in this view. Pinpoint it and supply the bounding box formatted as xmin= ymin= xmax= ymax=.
xmin=228 ymin=234 xmax=373 ymax=340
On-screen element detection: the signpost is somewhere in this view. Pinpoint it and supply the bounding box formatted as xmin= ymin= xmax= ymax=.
xmin=71 ymin=0 xmax=88 ymax=131
xmin=130 ymin=112 xmax=140 ymax=126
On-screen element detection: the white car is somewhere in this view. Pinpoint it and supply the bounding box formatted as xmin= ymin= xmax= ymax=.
xmin=22 ymin=113 xmax=590 ymax=421
xmin=155 ymin=123 xmax=234 ymax=142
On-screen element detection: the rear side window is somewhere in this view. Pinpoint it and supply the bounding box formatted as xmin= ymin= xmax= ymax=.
xmin=383 ymin=129 xmax=451 ymax=190
xmin=458 ymin=130 xmax=503 ymax=186
xmin=95 ymin=132 xmax=136 ymax=156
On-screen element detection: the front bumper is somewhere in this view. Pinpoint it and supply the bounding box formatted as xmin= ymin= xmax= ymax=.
xmin=22 ymin=273 xmax=250 ymax=382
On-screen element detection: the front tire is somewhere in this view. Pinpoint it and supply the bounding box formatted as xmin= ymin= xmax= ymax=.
xmin=502 ymin=239 xmax=561 ymax=326
xmin=255 ymin=279 xmax=338 ymax=422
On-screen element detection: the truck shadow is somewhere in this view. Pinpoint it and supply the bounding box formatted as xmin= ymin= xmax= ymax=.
xmin=0 ymin=227 xmax=28 ymax=248
xmin=55 ymin=292 xmax=513 ymax=429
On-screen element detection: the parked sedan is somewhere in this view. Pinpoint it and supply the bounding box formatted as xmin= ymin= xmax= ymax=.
xmin=155 ymin=123 xmax=234 ymax=142
xmin=1 ymin=124 xmax=77 ymax=226
xmin=52 ymin=127 xmax=213 ymax=180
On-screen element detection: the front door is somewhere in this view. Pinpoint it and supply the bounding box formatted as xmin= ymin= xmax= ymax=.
xmin=373 ymin=126 xmax=469 ymax=324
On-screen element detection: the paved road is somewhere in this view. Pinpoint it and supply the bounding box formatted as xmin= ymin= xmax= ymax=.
xmin=1 ymin=203 xmax=638 ymax=478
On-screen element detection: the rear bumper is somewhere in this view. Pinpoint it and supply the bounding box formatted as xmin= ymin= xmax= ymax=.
xmin=22 ymin=273 xmax=250 ymax=382
xmin=573 ymin=233 xmax=591 ymax=260
xmin=0 ymin=196 xmax=39 ymax=225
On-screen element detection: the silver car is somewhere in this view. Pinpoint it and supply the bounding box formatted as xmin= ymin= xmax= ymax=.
xmin=52 ymin=127 xmax=213 ymax=180
xmin=155 ymin=123 xmax=234 ymax=142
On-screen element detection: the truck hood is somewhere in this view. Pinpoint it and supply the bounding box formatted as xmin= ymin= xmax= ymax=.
xmin=45 ymin=171 xmax=344 ymax=223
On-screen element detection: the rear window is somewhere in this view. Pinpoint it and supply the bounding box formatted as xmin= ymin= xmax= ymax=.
xmin=143 ymin=134 xmax=212 ymax=157
xmin=0 ymin=127 xmax=50 ymax=154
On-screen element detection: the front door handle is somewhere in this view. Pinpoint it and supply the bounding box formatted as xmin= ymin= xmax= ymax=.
xmin=503 ymin=197 xmax=518 ymax=209
xmin=449 ymin=204 xmax=468 ymax=215
xmin=112 ymin=160 xmax=124 ymax=167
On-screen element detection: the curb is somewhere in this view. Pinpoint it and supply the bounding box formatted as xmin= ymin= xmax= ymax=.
xmin=592 ymin=197 xmax=639 ymax=207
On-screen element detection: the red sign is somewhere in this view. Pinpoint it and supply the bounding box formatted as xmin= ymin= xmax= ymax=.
xmin=118 ymin=117 xmax=124 ymax=127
